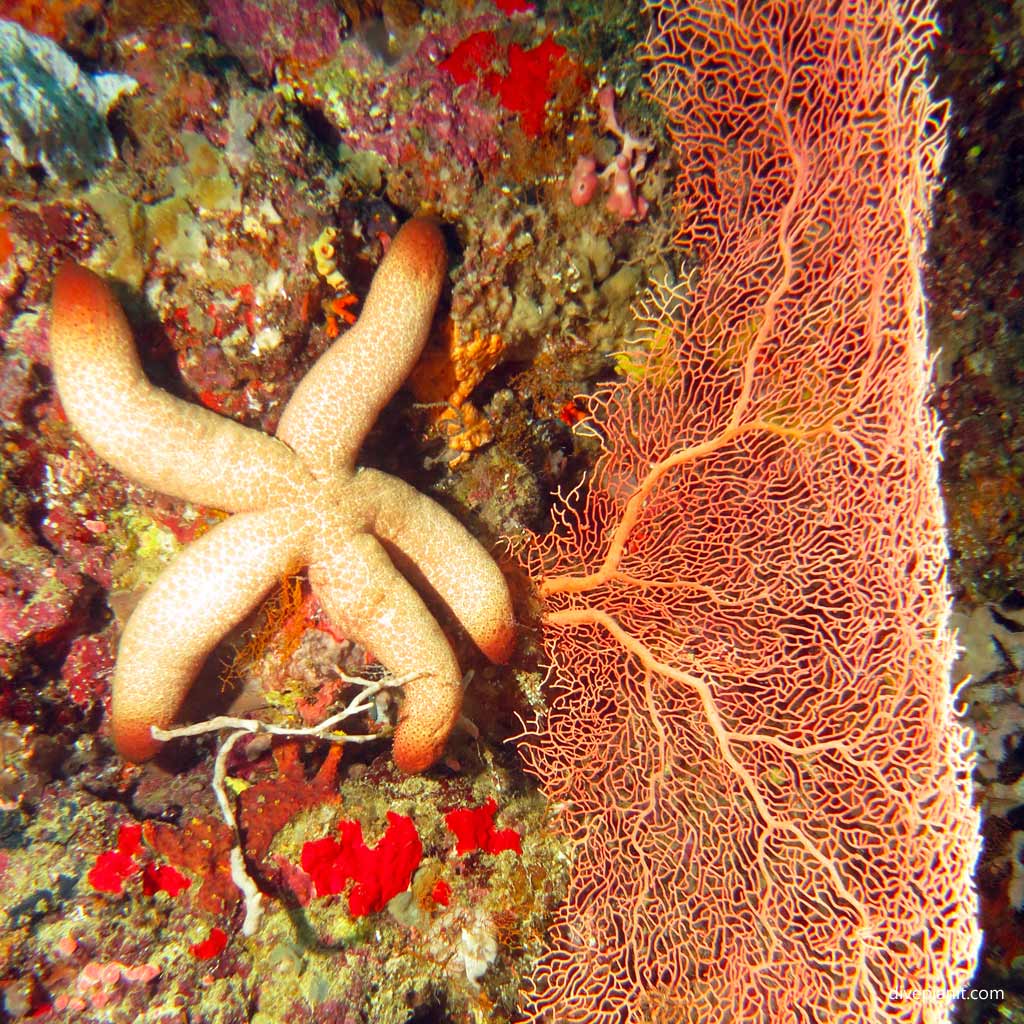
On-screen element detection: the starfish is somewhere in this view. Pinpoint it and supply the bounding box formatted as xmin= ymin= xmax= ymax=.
xmin=49 ymin=218 xmax=515 ymax=773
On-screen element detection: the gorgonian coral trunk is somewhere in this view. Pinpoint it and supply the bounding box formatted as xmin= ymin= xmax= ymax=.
xmin=520 ymin=1 xmax=980 ymax=1021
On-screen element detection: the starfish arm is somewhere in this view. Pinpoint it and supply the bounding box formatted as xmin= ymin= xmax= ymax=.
xmin=111 ymin=506 xmax=305 ymax=761
xmin=50 ymin=264 xmax=312 ymax=512
xmin=276 ymin=218 xmax=447 ymax=478
xmin=309 ymin=531 xmax=462 ymax=773
xmin=358 ymin=469 xmax=515 ymax=663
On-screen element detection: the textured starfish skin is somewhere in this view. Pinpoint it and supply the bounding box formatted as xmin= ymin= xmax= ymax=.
xmin=49 ymin=219 xmax=515 ymax=773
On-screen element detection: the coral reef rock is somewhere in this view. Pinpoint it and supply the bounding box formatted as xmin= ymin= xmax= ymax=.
xmin=0 ymin=19 xmax=137 ymax=183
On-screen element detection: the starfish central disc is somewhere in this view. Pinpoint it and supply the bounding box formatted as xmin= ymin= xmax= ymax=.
xmin=49 ymin=218 xmax=515 ymax=773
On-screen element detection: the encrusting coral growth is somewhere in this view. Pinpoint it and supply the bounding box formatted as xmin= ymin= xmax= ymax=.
xmin=49 ymin=217 xmax=515 ymax=773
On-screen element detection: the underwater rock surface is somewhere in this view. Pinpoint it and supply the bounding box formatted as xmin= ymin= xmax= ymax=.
xmin=0 ymin=19 xmax=136 ymax=183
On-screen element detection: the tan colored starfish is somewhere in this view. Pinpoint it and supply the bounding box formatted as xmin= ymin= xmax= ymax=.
xmin=49 ymin=218 xmax=515 ymax=773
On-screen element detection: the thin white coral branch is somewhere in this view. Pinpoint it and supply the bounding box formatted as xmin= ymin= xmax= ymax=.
xmin=150 ymin=671 xmax=424 ymax=935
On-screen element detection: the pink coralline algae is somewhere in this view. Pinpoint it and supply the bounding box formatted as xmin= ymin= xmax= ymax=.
xmin=282 ymin=20 xmax=507 ymax=185
xmin=301 ymin=812 xmax=423 ymax=917
xmin=0 ymin=542 xmax=85 ymax=653
xmin=60 ymin=631 xmax=115 ymax=710
xmin=190 ymin=927 xmax=228 ymax=960
xmin=209 ymin=0 xmax=343 ymax=78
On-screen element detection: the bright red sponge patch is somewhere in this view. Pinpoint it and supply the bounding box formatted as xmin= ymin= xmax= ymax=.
xmin=445 ymin=797 xmax=522 ymax=856
xmin=439 ymin=30 xmax=501 ymax=86
xmin=87 ymin=824 xmax=144 ymax=894
xmin=301 ymin=812 xmax=423 ymax=917
xmin=439 ymin=30 xmax=568 ymax=138
xmin=487 ymin=36 xmax=567 ymax=138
